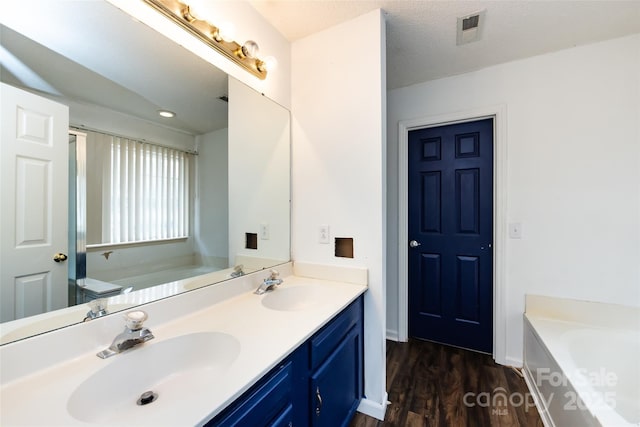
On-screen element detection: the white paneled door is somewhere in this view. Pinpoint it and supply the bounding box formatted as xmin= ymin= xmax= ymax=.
xmin=0 ymin=83 xmax=69 ymax=322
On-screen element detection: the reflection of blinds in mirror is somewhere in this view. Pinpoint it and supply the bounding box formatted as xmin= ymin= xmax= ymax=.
xmin=101 ymin=136 xmax=190 ymax=244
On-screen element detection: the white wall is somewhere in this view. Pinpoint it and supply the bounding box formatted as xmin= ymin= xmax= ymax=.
xmin=228 ymin=78 xmax=291 ymax=268
xmin=387 ymin=34 xmax=640 ymax=364
xmin=195 ymin=128 xmax=229 ymax=268
xmin=291 ymin=10 xmax=387 ymax=418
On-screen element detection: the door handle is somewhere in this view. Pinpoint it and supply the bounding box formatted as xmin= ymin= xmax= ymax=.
xmin=409 ymin=240 xmax=421 ymax=248
xmin=53 ymin=253 xmax=68 ymax=263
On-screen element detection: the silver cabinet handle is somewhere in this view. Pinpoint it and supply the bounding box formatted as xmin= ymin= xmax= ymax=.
xmin=315 ymin=386 xmax=322 ymax=416
xmin=409 ymin=240 xmax=421 ymax=248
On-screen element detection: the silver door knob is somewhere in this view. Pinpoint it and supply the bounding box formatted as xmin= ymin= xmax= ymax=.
xmin=409 ymin=240 xmax=421 ymax=248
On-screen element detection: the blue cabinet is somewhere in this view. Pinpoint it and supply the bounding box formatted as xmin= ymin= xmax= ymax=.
xmin=309 ymin=298 xmax=363 ymax=427
xmin=206 ymin=296 xmax=363 ymax=427
xmin=209 ymin=360 xmax=296 ymax=427
xmin=311 ymin=327 xmax=362 ymax=427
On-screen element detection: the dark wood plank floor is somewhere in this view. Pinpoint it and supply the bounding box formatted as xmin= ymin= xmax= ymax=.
xmin=350 ymin=339 xmax=544 ymax=427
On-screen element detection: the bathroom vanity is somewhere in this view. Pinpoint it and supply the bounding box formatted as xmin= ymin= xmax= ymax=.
xmin=209 ymin=297 xmax=363 ymax=426
xmin=0 ymin=263 xmax=367 ymax=426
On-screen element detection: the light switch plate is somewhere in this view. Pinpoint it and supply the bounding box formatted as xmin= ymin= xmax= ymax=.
xmin=260 ymin=223 xmax=269 ymax=240
xmin=318 ymin=225 xmax=330 ymax=244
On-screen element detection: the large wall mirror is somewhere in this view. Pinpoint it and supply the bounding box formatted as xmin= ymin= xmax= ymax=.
xmin=0 ymin=1 xmax=290 ymax=344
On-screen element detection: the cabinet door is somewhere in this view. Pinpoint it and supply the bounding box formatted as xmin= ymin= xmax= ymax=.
xmin=208 ymin=361 xmax=293 ymax=427
xmin=310 ymin=327 xmax=361 ymax=427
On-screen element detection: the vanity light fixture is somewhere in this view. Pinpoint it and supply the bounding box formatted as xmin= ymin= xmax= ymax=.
xmin=142 ymin=0 xmax=268 ymax=80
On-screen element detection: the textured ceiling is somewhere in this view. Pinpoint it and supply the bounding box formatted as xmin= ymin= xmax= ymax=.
xmin=250 ymin=0 xmax=640 ymax=90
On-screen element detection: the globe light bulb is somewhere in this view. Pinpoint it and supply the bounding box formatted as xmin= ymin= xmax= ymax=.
xmin=242 ymin=40 xmax=260 ymax=58
xmin=263 ymin=56 xmax=278 ymax=72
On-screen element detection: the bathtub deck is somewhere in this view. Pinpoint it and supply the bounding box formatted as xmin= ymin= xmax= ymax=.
xmin=351 ymin=339 xmax=543 ymax=427
xmin=109 ymin=265 xmax=221 ymax=289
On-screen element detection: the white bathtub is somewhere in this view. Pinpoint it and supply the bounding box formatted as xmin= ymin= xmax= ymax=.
xmin=524 ymin=295 xmax=640 ymax=427
xmin=108 ymin=264 xmax=221 ymax=290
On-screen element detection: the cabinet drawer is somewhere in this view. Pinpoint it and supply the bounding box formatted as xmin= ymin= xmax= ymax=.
xmin=310 ymin=298 xmax=362 ymax=370
xmin=270 ymin=404 xmax=293 ymax=427
xmin=208 ymin=361 xmax=294 ymax=427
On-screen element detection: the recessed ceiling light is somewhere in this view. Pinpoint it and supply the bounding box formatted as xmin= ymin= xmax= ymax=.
xmin=158 ymin=109 xmax=176 ymax=118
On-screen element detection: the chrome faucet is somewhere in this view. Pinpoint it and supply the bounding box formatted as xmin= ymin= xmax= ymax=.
xmin=230 ymin=264 xmax=245 ymax=278
xmin=254 ymin=270 xmax=283 ymax=295
xmin=84 ymin=298 xmax=109 ymax=322
xmin=97 ymin=310 xmax=154 ymax=359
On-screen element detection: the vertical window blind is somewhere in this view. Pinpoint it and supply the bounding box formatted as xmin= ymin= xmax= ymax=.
xmin=101 ymin=136 xmax=190 ymax=244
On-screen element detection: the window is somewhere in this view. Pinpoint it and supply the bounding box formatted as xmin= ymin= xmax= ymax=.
xmin=100 ymin=135 xmax=190 ymax=244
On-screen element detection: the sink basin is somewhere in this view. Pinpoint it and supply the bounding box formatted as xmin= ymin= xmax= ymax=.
xmin=67 ymin=332 xmax=240 ymax=424
xmin=261 ymin=284 xmax=329 ymax=311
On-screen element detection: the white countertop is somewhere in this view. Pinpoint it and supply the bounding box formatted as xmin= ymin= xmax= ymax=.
xmin=0 ymin=267 xmax=367 ymax=426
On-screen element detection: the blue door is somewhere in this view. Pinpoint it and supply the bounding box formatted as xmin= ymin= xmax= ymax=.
xmin=408 ymin=119 xmax=493 ymax=353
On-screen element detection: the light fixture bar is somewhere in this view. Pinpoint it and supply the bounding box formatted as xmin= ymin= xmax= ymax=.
xmin=142 ymin=0 xmax=267 ymax=80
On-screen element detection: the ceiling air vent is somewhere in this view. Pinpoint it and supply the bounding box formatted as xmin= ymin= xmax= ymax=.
xmin=462 ymin=15 xmax=479 ymax=31
xmin=457 ymin=10 xmax=485 ymax=45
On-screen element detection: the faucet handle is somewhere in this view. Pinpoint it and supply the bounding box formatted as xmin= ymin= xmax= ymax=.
xmin=89 ymin=298 xmax=108 ymax=314
xmin=268 ymin=269 xmax=279 ymax=280
xmin=84 ymin=298 xmax=109 ymax=321
xmin=124 ymin=310 xmax=148 ymax=330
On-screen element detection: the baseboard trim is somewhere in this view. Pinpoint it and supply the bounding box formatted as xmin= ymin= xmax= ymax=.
xmin=503 ymin=355 xmax=523 ymax=368
xmin=386 ymin=328 xmax=400 ymax=341
xmin=357 ymin=394 xmax=389 ymax=421
xmin=523 ymin=364 xmax=553 ymax=427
